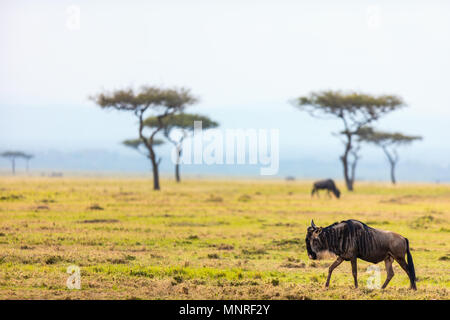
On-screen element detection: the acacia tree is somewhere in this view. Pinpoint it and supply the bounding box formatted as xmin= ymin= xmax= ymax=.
xmin=144 ymin=113 xmax=219 ymax=182
xmin=91 ymin=86 xmax=197 ymax=190
xmin=292 ymin=90 xmax=404 ymax=191
xmin=357 ymin=127 xmax=422 ymax=184
xmin=0 ymin=151 xmax=30 ymax=175
xmin=24 ymin=154 xmax=34 ymax=173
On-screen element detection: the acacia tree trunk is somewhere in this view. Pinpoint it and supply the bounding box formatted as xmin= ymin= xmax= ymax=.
xmin=349 ymin=145 xmax=361 ymax=190
xmin=150 ymin=156 xmax=160 ymax=190
xmin=148 ymin=148 xmax=160 ymax=190
xmin=341 ymin=156 xmax=353 ymax=191
xmin=175 ymin=163 xmax=180 ymax=183
xmin=138 ymin=110 xmax=162 ymax=191
xmin=390 ymin=161 xmax=396 ymax=185
xmin=382 ymin=146 xmax=397 ymax=185
xmin=175 ymin=148 xmax=181 ymax=183
xmin=169 ymin=138 xmax=184 ymax=183
xmin=152 ymin=162 xmax=160 ymax=190
xmin=350 ymin=155 xmax=357 ymax=188
xmin=341 ymin=133 xmax=354 ymax=191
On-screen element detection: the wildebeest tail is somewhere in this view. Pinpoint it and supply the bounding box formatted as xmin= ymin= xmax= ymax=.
xmin=405 ymin=238 xmax=417 ymax=287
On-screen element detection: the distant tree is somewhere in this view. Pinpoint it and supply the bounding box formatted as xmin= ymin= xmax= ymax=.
xmin=292 ymin=90 xmax=405 ymax=191
xmin=0 ymin=151 xmax=29 ymax=175
xmin=91 ymin=86 xmax=198 ymax=190
xmin=357 ymin=126 xmax=422 ymax=184
xmin=144 ymin=113 xmax=219 ymax=182
xmin=24 ymin=154 xmax=34 ymax=173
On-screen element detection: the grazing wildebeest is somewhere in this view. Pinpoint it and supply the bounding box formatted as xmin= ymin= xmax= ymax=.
xmin=311 ymin=179 xmax=340 ymax=199
xmin=305 ymin=219 xmax=416 ymax=290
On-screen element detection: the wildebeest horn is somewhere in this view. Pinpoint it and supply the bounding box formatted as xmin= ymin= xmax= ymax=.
xmin=311 ymin=220 xmax=316 ymax=228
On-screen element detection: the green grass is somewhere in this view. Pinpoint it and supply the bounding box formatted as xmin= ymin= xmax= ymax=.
xmin=0 ymin=176 xmax=449 ymax=299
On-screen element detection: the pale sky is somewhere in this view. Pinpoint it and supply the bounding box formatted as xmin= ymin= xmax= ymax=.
xmin=1 ymin=0 xmax=450 ymax=169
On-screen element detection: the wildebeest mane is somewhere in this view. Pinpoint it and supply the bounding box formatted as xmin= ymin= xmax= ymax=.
xmin=320 ymin=219 xmax=376 ymax=257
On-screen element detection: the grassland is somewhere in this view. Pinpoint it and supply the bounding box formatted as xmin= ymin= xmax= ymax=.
xmin=0 ymin=176 xmax=449 ymax=300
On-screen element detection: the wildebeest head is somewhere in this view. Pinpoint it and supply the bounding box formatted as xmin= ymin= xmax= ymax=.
xmin=305 ymin=220 xmax=325 ymax=260
xmin=334 ymin=188 xmax=341 ymax=199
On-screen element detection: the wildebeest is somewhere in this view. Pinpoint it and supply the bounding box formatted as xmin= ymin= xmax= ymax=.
xmin=305 ymin=219 xmax=416 ymax=290
xmin=311 ymin=179 xmax=340 ymax=199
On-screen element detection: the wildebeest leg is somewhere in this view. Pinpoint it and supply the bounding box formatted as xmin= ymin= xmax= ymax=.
xmin=311 ymin=188 xmax=316 ymax=197
xmin=381 ymin=256 xmax=394 ymax=289
xmin=325 ymin=257 xmax=344 ymax=288
xmin=394 ymin=257 xmax=415 ymax=289
xmin=351 ymin=259 xmax=358 ymax=288
xmin=327 ymin=190 xmax=331 ymax=198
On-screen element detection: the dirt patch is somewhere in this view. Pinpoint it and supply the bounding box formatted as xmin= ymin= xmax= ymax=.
xmin=79 ymin=219 xmax=119 ymax=224
xmin=205 ymin=195 xmax=223 ymax=202
xmin=41 ymin=199 xmax=56 ymax=203
xmin=380 ymin=195 xmax=422 ymax=205
xmin=45 ymin=256 xmax=62 ymax=265
xmin=107 ymin=255 xmax=135 ymax=264
xmin=218 ymin=244 xmax=234 ymax=250
xmin=280 ymin=262 xmax=306 ymax=268
xmin=264 ymin=222 xmax=299 ymax=227
xmin=238 ymin=194 xmax=252 ymax=202
xmin=87 ymin=204 xmax=104 ymax=210
xmin=114 ymin=192 xmax=135 ymax=197
xmin=168 ymin=221 xmax=229 ymax=227
xmin=113 ymin=192 xmax=139 ymax=202
xmin=0 ymin=194 xmax=24 ymax=201
xmin=271 ymin=238 xmax=303 ymax=248
xmin=241 ymin=248 xmax=267 ymax=255
xmin=35 ymin=205 xmax=49 ymax=211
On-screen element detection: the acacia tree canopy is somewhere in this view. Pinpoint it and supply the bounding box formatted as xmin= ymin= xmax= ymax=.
xmin=144 ymin=113 xmax=218 ymax=134
xmin=123 ymin=138 xmax=165 ymax=149
xmin=93 ymin=86 xmax=197 ymax=114
xmin=294 ymin=90 xmax=404 ymax=132
xmin=357 ymin=126 xmax=422 ymax=146
xmin=1 ymin=151 xmax=29 ymax=159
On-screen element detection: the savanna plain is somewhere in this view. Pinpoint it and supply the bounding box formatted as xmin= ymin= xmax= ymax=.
xmin=0 ymin=176 xmax=449 ymax=300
